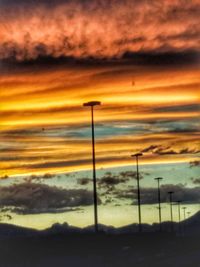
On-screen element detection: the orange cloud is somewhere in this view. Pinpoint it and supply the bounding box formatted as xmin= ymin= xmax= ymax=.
xmin=0 ymin=0 xmax=199 ymax=60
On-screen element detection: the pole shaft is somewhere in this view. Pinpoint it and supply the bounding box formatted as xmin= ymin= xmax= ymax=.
xmin=178 ymin=202 xmax=181 ymax=233
xmin=91 ymin=106 xmax=98 ymax=233
xmin=183 ymin=208 xmax=186 ymax=235
xmin=157 ymin=179 xmax=162 ymax=231
xmin=184 ymin=209 xmax=186 ymax=220
xmin=169 ymin=194 xmax=173 ymax=232
xmin=178 ymin=203 xmax=181 ymax=222
xmin=136 ymin=156 xmax=142 ymax=232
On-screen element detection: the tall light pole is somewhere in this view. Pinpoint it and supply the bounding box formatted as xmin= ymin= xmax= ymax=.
xmin=177 ymin=200 xmax=182 ymax=233
xmin=168 ymin=191 xmax=174 ymax=232
xmin=131 ymin=153 xmax=143 ymax=232
xmin=182 ymin=207 xmax=187 ymax=220
xmin=154 ymin=177 xmax=163 ymax=231
xmin=83 ymin=101 xmax=101 ymax=233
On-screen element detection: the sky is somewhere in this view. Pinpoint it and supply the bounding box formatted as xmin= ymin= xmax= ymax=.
xmin=0 ymin=0 xmax=199 ymax=230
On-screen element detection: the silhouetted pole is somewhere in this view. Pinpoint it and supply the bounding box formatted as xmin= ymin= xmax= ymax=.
xmin=155 ymin=177 xmax=163 ymax=231
xmin=182 ymin=206 xmax=187 ymax=235
xmin=83 ymin=101 xmax=101 ymax=233
xmin=168 ymin=191 xmax=174 ymax=232
xmin=182 ymin=207 xmax=187 ymax=220
xmin=131 ymin=153 xmax=143 ymax=232
xmin=187 ymin=211 xmax=191 ymax=218
xmin=177 ymin=200 xmax=182 ymax=233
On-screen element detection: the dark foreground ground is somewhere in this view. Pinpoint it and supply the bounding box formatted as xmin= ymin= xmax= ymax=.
xmin=0 ymin=233 xmax=200 ymax=267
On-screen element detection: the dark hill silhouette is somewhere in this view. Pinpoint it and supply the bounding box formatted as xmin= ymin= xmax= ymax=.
xmin=0 ymin=223 xmax=38 ymax=238
xmin=0 ymin=211 xmax=199 ymax=239
xmin=0 ymin=213 xmax=199 ymax=267
xmin=44 ymin=222 xmax=82 ymax=234
xmin=184 ymin=210 xmax=200 ymax=225
xmin=180 ymin=210 xmax=200 ymax=235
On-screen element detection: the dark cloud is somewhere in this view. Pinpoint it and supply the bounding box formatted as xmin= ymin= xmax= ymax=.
xmin=168 ymin=128 xmax=200 ymax=134
xmin=159 ymin=184 xmax=200 ymax=205
xmin=0 ymin=128 xmax=43 ymax=136
xmin=0 ymin=106 xmax=83 ymax=121
xmin=149 ymin=117 xmax=200 ymax=135
xmin=9 ymin=159 xmax=92 ymax=170
xmin=115 ymin=188 xmax=136 ymax=200
xmin=3 ymin=155 xmax=136 ymax=172
xmin=122 ymin=51 xmax=200 ymax=66
xmin=119 ymin=171 xmax=138 ymax=180
xmin=190 ymin=160 xmax=200 ymax=168
xmin=191 ymin=178 xmax=200 ymax=185
xmin=25 ymin=173 xmax=56 ymax=183
xmin=77 ymin=178 xmax=92 ymax=186
xmin=98 ymin=172 xmax=129 ymax=188
xmin=5 ymin=214 xmax=12 ymax=220
xmin=0 ymin=175 xmax=9 ymax=180
xmin=140 ymin=145 xmax=200 ymax=155
xmin=153 ymin=103 xmax=200 ymax=113
xmin=0 ymin=0 xmax=72 ymax=7
xmin=0 ymin=183 xmax=100 ymax=214
xmin=98 ymin=171 xmax=143 ymax=190
xmin=179 ymin=148 xmax=200 ymax=154
xmin=141 ymin=145 xmax=159 ymax=153
xmin=116 ymin=184 xmax=200 ymax=205
xmin=0 ymin=213 xmax=13 ymax=221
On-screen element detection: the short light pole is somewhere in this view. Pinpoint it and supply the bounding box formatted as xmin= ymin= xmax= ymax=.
xmin=83 ymin=101 xmax=101 ymax=233
xmin=131 ymin=153 xmax=143 ymax=232
xmin=182 ymin=207 xmax=187 ymax=220
xmin=155 ymin=177 xmax=163 ymax=231
xmin=182 ymin=206 xmax=187 ymax=235
xmin=177 ymin=200 xmax=182 ymax=233
xmin=168 ymin=191 xmax=174 ymax=232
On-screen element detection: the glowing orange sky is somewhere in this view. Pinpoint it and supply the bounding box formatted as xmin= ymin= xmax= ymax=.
xmin=0 ymin=0 xmax=200 ymax=178
xmin=0 ymin=0 xmax=200 ymax=231
xmin=0 ymin=61 xmax=199 ymax=177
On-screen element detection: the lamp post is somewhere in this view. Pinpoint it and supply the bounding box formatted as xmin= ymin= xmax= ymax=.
xmin=168 ymin=191 xmax=174 ymax=232
xmin=177 ymin=200 xmax=182 ymax=233
xmin=182 ymin=206 xmax=187 ymax=235
xmin=182 ymin=207 xmax=187 ymax=220
xmin=131 ymin=153 xmax=143 ymax=232
xmin=83 ymin=101 xmax=101 ymax=233
xmin=154 ymin=177 xmax=163 ymax=231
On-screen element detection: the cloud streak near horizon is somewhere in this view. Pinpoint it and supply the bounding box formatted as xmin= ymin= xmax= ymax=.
xmin=0 ymin=0 xmax=200 ymax=61
xmin=0 ymin=182 xmax=99 ymax=214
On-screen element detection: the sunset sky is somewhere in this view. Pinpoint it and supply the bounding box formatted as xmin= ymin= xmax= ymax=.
xmin=0 ymin=0 xmax=199 ymax=230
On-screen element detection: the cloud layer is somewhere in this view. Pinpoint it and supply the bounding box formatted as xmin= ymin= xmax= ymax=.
xmin=0 ymin=183 xmax=100 ymax=214
xmin=115 ymin=184 xmax=200 ymax=205
xmin=0 ymin=0 xmax=199 ymax=61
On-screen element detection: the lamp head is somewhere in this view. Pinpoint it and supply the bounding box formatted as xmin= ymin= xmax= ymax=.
xmin=83 ymin=101 xmax=101 ymax=107
xmin=131 ymin=153 xmax=143 ymax=157
xmin=154 ymin=177 xmax=163 ymax=181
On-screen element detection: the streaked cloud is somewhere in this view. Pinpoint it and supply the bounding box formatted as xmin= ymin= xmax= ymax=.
xmin=0 ymin=0 xmax=199 ymax=61
xmin=141 ymin=145 xmax=200 ymax=155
